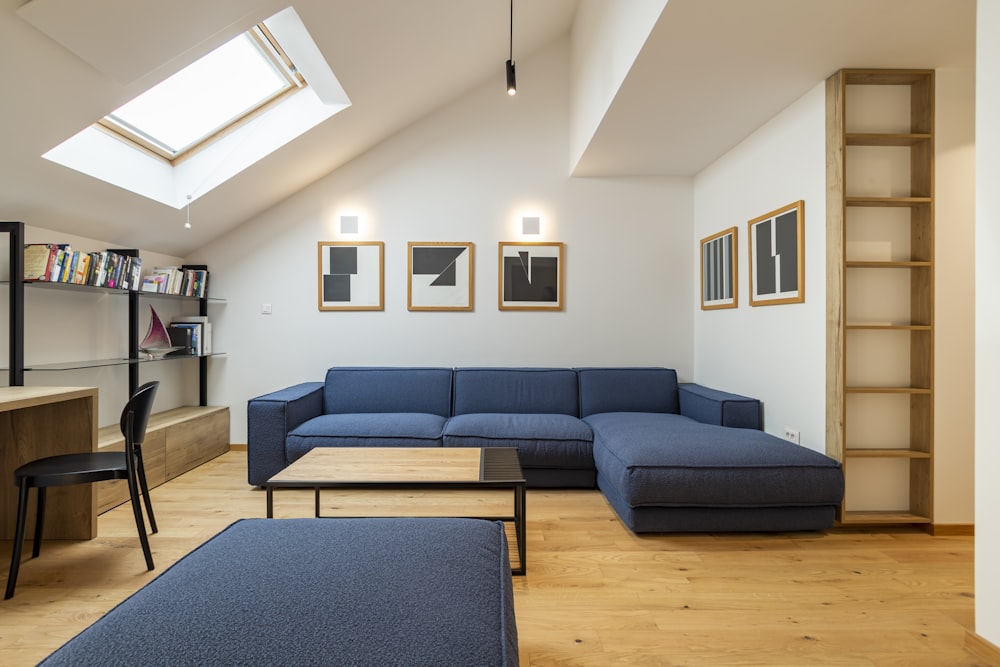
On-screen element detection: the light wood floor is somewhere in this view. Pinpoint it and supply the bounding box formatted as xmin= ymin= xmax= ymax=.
xmin=0 ymin=451 xmax=984 ymax=666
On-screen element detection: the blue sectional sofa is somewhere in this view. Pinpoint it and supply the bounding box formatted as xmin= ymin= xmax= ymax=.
xmin=248 ymin=367 xmax=844 ymax=532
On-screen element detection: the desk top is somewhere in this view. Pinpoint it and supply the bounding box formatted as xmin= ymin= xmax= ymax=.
xmin=0 ymin=386 xmax=98 ymax=412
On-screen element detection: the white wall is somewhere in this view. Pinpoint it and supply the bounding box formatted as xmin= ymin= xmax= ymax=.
xmin=569 ymin=0 xmax=667 ymax=172
xmin=934 ymin=68 xmax=976 ymax=525
xmin=692 ymin=82 xmax=827 ymax=451
xmin=193 ymin=38 xmax=695 ymax=444
xmin=976 ymin=0 xmax=1000 ymax=646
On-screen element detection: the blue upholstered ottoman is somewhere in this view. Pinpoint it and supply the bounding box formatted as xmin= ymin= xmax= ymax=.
xmin=42 ymin=518 xmax=519 ymax=666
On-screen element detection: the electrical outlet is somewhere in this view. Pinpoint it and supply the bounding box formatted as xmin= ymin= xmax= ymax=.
xmin=261 ymin=303 xmax=272 ymax=315
xmin=783 ymin=428 xmax=801 ymax=445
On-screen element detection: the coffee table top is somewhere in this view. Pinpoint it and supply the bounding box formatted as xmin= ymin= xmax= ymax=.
xmin=267 ymin=447 xmax=524 ymax=487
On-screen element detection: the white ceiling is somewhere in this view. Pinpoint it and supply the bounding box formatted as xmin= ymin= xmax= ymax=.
xmin=0 ymin=0 xmax=976 ymax=257
xmin=575 ymin=0 xmax=977 ymax=176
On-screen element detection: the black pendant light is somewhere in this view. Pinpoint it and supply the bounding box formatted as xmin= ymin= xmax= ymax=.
xmin=506 ymin=0 xmax=516 ymax=95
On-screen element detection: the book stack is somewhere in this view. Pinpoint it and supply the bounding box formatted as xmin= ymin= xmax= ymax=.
xmin=168 ymin=316 xmax=212 ymax=356
xmin=141 ymin=265 xmax=209 ymax=298
xmin=23 ymin=244 xmax=142 ymax=290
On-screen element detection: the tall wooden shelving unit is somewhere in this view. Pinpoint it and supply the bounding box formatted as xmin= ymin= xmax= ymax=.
xmin=826 ymin=69 xmax=934 ymax=526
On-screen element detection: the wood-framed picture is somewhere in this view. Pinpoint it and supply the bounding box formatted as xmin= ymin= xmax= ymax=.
xmin=317 ymin=241 xmax=384 ymax=311
xmin=748 ymin=200 xmax=804 ymax=306
xmin=407 ymin=242 xmax=474 ymax=311
xmin=700 ymin=226 xmax=738 ymax=310
xmin=498 ymin=242 xmax=564 ymax=311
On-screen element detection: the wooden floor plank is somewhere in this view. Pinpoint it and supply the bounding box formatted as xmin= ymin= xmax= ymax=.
xmin=0 ymin=451 xmax=985 ymax=666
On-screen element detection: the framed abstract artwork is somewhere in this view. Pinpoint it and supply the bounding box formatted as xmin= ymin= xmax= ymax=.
xmin=700 ymin=227 xmax=738 ymax=310
xmin=407 ymin=242 xmax=474 ymax=311
xmin=748 ymin=200 xmax=805 ymax=306
xmin=498 ymin=242 xmax=564 ymax=311
xmin=317 ymin=241 xmax=384 ymax=311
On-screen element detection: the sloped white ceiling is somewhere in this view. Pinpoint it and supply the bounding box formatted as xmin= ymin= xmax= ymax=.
xmin=0 ymin=0 xmax=977 ymax=256
xmin=0 ymin=0 xmax=577 ymax=256
xmin=574 ymin=0 xmax=976 ymax=176
xmin=16 ymin=0 xmax=274 ymax=84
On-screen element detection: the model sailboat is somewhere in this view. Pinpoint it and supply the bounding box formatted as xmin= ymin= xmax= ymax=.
xmin=138 ymin=305 xmax=182 ymax=359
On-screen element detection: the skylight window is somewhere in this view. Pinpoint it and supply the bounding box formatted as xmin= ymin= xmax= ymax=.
xmin=43 ymin=6 xmax=351 ymax=209
xmin=100 ymin=25 xmax=303 ymax=161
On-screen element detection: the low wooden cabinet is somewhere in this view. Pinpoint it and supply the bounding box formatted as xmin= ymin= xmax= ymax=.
xmin=96 ymin=406 xmax=229 ymax=513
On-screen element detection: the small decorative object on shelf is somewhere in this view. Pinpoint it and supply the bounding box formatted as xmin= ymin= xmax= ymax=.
xmin=138 ymin=305 xmax=183 ymax=359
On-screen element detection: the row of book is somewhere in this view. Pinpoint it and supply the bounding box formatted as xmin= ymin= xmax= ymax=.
xmin=141 ymin=266 xmax=209 ymax=298
xmin=22 ymin=243 xmax=210 ymax=298
xmin=23 ymin=244 xmax=142 ymax=290
xmin=166 ymin=317 xmax=213 ymax=356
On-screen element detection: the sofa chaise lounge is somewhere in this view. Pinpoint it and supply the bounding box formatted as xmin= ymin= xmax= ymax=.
xmin=248 ymin=367 xmax=844 ymax=532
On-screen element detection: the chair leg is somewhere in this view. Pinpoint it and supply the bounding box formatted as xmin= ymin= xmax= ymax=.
xmin=135 ymin=449 xmax=157 ymax=534
xmin=32 ymin=487 xmax=46 ymax=559
xmin=126 ymin=466 xmax=154 ymax=571
xmin=5 ymin=481 xmax=31 ymax=600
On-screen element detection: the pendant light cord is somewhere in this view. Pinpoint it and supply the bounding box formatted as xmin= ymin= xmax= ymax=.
xmin=509 ymin=0 xmax=514 ymax=62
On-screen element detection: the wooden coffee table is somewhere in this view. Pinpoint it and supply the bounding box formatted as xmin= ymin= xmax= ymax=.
xmin=265 ymin=447 xmax=527 ymax=574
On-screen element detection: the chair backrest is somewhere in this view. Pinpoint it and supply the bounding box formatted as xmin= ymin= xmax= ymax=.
xmin=120 ymin=381 xmax=159 ymax=447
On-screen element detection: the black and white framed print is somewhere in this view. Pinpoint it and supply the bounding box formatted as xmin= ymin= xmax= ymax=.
xmin=407 ymin=242 xmax=474 ymax=311
xmin=317 ymin=241 xmax=384 ymax=311
xmin=498 ymin=242 xmax=564 ymax=311
xmin=700 ymin=227 xmax=738 ymax=310
xmin=748 ymin=200 xmax=804 ymax=306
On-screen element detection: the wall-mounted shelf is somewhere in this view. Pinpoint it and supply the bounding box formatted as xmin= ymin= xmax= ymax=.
xmin=2 ymin=262 xmax=225 ymax=405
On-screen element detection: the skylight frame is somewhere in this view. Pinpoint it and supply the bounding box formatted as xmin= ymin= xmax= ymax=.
xmin=97 ymin=23 xmax=306 ymax=164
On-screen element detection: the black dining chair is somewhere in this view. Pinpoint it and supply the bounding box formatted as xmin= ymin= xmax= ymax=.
xmin=4 ymin=381 xmax=160 ymax=599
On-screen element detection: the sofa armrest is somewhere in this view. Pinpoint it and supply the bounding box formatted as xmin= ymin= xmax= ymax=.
xmin=678 ymin=383 xmax=761 ymax=430
xmin=247 ymin=382 xmax=324 ymax=486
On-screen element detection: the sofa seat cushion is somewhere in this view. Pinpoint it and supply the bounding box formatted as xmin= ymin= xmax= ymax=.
xmin=586 ymin=412 xmax=844 ymax=508
xmin=443 ymin=413 xmax=593 ymax=469
xmin=287 ymin=413 xmax=445 ymax=461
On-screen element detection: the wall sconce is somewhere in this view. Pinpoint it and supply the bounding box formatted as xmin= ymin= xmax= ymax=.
xmin=521 ymin=216 xmax=540 ymax=235
xmin=340 ymin=215 xmax=359 ymax=234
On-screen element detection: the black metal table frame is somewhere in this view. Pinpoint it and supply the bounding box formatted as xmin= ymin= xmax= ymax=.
xmin=265 ymin=447 xmax=527 ymax=575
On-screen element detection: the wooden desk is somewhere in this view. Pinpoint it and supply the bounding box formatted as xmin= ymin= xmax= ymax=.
xmin=0 ymin=387 xmax=98 ymax=540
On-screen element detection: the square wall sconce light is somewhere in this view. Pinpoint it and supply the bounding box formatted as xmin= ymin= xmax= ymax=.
xmin=521 ymin=216 xmax=540 ymax=235
xmin=340 ymin=215 xmax=359 ymax=234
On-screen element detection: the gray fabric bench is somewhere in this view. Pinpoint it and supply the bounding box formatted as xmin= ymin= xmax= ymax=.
xmin=41 ymin=518 xmax=519 ymax=666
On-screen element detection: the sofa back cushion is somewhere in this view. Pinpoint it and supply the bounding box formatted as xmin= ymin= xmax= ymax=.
xmin=452 ymin=368 xmax=579 ymax=416
xmin=577 ymin=367 xmax=679 ymax=416
xmin=324 ymin=367 xmax=453 ymax=417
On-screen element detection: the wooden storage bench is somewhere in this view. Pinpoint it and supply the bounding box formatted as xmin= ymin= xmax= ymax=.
xmin=96 ymin=406 xmax=229 ymax=513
